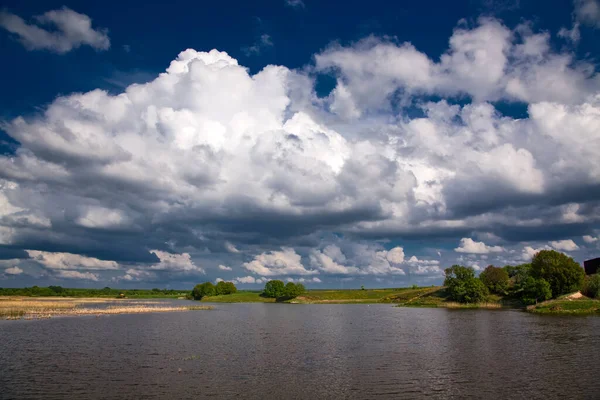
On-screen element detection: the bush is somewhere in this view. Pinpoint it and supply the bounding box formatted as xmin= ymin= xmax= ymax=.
xmin=215 ymin=281 xmax=237 ymax=295
xmin=263 ymin=280 xmax=286 ymax=298
xmin=582 ymin=274 xmax=600 ymax=299
xmin=479 ymin=265 xmax=509 ymax=295
xmin=444 ymin=265 xmax=489 ymax=303
xmin=530 ymin=250 xmax=584 ymax=297
xmin=192 ymin=282 xmax=215 ymax=300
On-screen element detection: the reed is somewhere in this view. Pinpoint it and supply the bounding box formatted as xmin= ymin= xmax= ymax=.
xmin=0 ymin=297 xmax=212 ymax=320
xmin=441 ymin=302 xmax=502 ymax=309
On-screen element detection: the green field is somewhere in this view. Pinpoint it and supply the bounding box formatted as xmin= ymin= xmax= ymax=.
xmin=201 ymin=291 xmax=275 ymax=303
xmin=201 ymin=287 xmax=443 ymax=304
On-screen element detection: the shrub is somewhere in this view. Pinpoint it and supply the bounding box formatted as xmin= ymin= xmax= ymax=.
xmin=263 ymin=280 xmax=286 ymax=298
xmin=479 ymin=265 xmax=510 ymax=295
xmin=582 ymin=274 xmax=600 ymax=299
xmin=530 ymin=250 xmax=584 ymax=297
xmin=444 ymin=265 xmax=489 ymax=303
xmin=192 ymin=282 xmax=216 ymax=300
xmin=215 ymin=281 xmax=237 ymax=295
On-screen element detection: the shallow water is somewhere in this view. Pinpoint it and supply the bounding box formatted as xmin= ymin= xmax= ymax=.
xmin=1 ymin=303 xmax=599 ymax=399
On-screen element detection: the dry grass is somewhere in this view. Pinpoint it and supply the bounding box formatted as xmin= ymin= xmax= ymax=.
xmin=441 ymin=302 xmax=502 ymax=309
xmin=0 ymin=297 xmax=212 ymax=320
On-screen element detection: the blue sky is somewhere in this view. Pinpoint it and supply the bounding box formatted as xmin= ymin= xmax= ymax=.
xmin=0 ymin=0 xmax=599 ymax=289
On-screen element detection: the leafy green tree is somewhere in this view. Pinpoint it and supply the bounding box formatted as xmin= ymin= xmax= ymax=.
xmin=283 ymin=282 xmax=305 ymax=298
xmin=479 ymin=265 xmax=510 ymax=295
xmin=215 ymin=281 xmax=237 ymax=295
xmin=516 ymin=276 xmax=552 ymax=305
xmin=582 ymin=274 xmax=600 ymax=299
xmin=530 ymin=250 xmax=584 ymax=297
xmin=192 ymin=282 xmax=215 ymax=300
xmin=263 ymin=280 xmax=286 ymax=298
xmin=444 ymin=265 xmax=489 ymax=303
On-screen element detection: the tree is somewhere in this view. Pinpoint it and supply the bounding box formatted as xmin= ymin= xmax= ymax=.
xmin=263 ymin=280 xmax=286 ymax=298
xmin=516 ymin=276 xmax=552 ymax=305
xmin=530 ymin=250 xmax=584 ymax=297
xmin=582 ymin=274 xmax=600 ymax=299
xmin=192 ymin=282 xmax=215 ymax=300
xmin=283 ymin=282 xmax=305 ymax=298
xmin=444 ymin=265 xmax=489 ymax=303
xmin=215 ymin=281 xmax=237 ymax=295
xmin=479 ymin=265 xmax=510 ymax=295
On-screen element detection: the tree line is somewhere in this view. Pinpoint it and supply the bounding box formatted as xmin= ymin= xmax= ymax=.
xmin=0 ymin=286 xmax=188 ymax=298
xmin=192 ymin=281 xmax=237 ymax=300
xmin=445 ymin=249 xmax=597 ymax=304
xmin=191 ymin=279 xmax=305 ymax=301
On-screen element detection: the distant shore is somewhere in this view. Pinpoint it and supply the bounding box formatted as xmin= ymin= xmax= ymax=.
xmin=200 ymin=287 xmax=600 ymax=315
xmin=3 ymin=286 xmax=599 ymax=318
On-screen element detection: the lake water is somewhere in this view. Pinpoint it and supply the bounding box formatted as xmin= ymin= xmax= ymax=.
xmin=1 ymin=302 xmax=599 ymax=399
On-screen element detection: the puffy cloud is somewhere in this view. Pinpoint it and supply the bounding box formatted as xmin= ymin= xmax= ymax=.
xmin=75 ymin=206 xmax=130 ymax=229
xmin=149 ymin=250 xmax=204 ymax=273
xmin=56 ymin=270 xmax=99 ymax=281
xmin=317 ymin=18 xmax=600 ymax=109
xmin=583 ymin=235 xmax=599 ymax=243
xmin=244 ymin=247 xmax=318 ymax=276
xmin=1 ymin=14 xmax=600 ymax=287
xmin=0 ymin=7 xmax=109 ymax=53
xmin=232 ymin=275 xmax=267 ymax=284
xmin=550 ymin=239 xmax=580 ymax=251
xmin=4 ymin=266 xmax=23 ymax=275
xmin=521 ymin=245 xmax=551 ymax=261
xmin=455 ymin=238 xmax=504 ymax=254
xmin=117 ymin=268 xmax=156 ymax=282
xmin=27 ymin=250 xmax=119 ymax=270
xmin=218 ymin=264 xmax=232 ymax=271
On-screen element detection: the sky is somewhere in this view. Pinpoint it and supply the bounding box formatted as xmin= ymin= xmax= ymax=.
xmin=0 ymin=0 xmax=599 ymax=289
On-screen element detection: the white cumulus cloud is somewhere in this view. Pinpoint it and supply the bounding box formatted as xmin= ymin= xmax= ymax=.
xmin=550 ymin=239 xmax=580 ymax=251
xmin=4 ymin=266 xmax=23 ymax=275
xmin=455 ymin=238 xmax=505 ymax=254
xmin=244 ymin=247 xmax=318 ymax=276
xmin=0 ymin=7 xmax=110 ymax=53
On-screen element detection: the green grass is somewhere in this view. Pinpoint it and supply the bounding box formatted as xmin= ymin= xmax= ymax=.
xmin=295 ymin=288 xmax=411 ymax=303
xmin=201 ymin=291 xmax=276 ymax=303
xmin=201 ymin=288 xmax=438 ymax=304
xmin=528 ymin=298 xmax=600 ymax=315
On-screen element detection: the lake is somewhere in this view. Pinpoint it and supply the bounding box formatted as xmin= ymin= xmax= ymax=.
xmin=1 ymin=303 xmax=599 ymax=399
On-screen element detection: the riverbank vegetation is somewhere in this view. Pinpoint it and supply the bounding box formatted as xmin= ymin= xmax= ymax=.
xmin=0 ymin=297 xmax=212 ymax=320
xmin=192 ymin=281 xmax=237 ymax=300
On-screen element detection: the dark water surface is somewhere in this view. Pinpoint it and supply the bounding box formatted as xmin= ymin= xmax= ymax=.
xmin=1 ymin=303 xmax=599 ymax=399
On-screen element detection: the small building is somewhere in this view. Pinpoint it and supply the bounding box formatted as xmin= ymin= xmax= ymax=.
xmin=583 ymin=258 xmax=600 ymax=275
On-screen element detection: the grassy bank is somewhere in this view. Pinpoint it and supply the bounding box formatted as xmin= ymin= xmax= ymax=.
xmin=202 ymin=291 xmax=276 ymax=303
xmin=0 ymin=297 xmax=212 ymax=320
xmin=527 ymin=298 xmax=600 ymax=315
xmin=200 ymin=287 xmax=442 ymax=304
